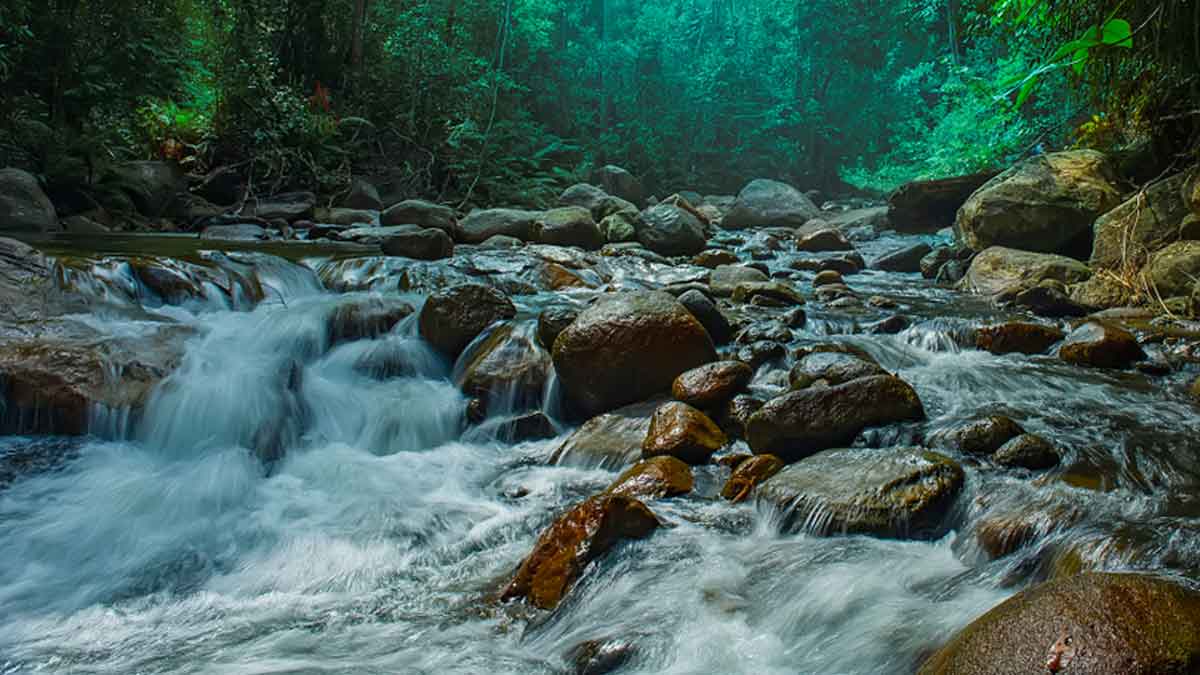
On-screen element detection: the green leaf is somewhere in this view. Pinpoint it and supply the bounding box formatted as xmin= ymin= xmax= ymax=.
xmin=1101 ymin=18 xmax=1133 ymax=48
xmin=1072 ymin=48 xmax=1089 ymax=74
xmin=1015 ymin=75 xmax=1038 ymax=108
xmin=1050 ymin=35 xmax=1101 ymax=63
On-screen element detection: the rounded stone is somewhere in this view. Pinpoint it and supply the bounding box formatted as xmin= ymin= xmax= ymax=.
xmin=642 ymin=401 xmax=727 ymax=465
xmin=419 ymin=284 xmax=516 ymax=358
xmin=672 ymin=361 xmax=754 ymax=410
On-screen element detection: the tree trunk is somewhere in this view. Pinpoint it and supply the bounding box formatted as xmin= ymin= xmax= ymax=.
xmin=350 ymin=0 xmax=369 ymax=71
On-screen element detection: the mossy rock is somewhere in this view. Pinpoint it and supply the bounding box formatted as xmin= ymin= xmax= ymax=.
xmin=919 ymin=573 xmax=1200 ymax=675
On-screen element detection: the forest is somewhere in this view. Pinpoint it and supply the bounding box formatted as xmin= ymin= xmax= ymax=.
xmin=4 ymin=2 xmax=1200 ymax=674
xmin=2 ymin=0 xmax=1197 ymax=208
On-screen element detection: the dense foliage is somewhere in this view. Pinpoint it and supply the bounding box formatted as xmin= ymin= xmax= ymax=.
xmin=0 ymin=0 xmax=1196 ymax=206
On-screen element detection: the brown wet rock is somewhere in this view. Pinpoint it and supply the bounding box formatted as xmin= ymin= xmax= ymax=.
xmin=672 ymin=361 xmax=754 ymax=410
xmin=758 ymin=447 xmax=964 ymax=538
xmin=747 ymin=375 xmax=925 ymax=461
xmin=814 ymin=283 xmax=855 ymax=303
xmin=731 ymin=281 xmax=805 ymax=307
xmin=692 ymin=249 xmax=739 ymax=268
xmin=642 ymin=401 xmax=727 ymax=465
xmin=710 ymin=264 xmax=770 ymax=297
xmin=719 ymin=395 xmax=764 ymax=440
xmin=796 ymin=229 xmax=854 ymax=252
xmin=788 ymin=351 xmax=887 ymax=390
xmin=491 ymin=411 xmax=558 ymax=442
xmin=735 ymin=321 xmax=793 ymax=345
xmin=720 ymin=454 xmax=784 ymax=502
xmin=551 ymin=398 xmax=664 ymax=469
xmin=536 ymin=306 xmax=579 ymax=350
xmin=931 ymin=415 xmax=1024 ymax=456
xmin=974 ymin=322 xmax=1065 ymax=355
xmin=553 ymin=292 xmax=717 ymax=417
xmin=919 ymin=573 xmax=1200 ymax=675
xmin=812 ymin=270 xmax=844 ymax=287
xmin=326 ymin=297 xmax=415 ymax=346
xmin=567 ymin=637 xmax=637 ymax=675
xmin=869 ymin=315 xmax=910 ymax=334
xmin=501 ymin=495 xmax=660 ymax=610
xmin=873 ymin=243 xmax=933 ymax=273
xmin=994 ymin=433 xmax=1061 ymax=470
xmin=419 ymin=284 xmax=516 ymax=358
xmin=456 ymin=323 xmax=551 ymax=409
xmin=606 ymin=456 xmax=694 ymax=500
xmin=381 ymin=228 xmax=455 ymax=260
xmin=1059 ymin=321 xmax=1145 ymax=369
xmin=793 ymin=342 xmax=879 ymax=365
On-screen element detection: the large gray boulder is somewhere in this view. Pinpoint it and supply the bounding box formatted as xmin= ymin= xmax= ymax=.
xmin=381 ymin=199 xmax=458 ymax=234
xmin=560 ymin=183 xmax=637 ymax=221
xmin=723 ymin=179 xmax=821 ymax=229
xmin=458 ymin=208 xmax=540 ymax=244
xmin=1091 ymin=172 xmax=1198 ymax=268
xmin=757 ymin=447 xmax=964 ymax=538
xmin=553 ymin=292 xmax=717 ymax=417
xmin=888 ymin=172 xmax=997 ymax=232
xmin=0 ymin=168 xmax=57 ymax=231
xmin=957 ymin=150 xmax=1123 ymax=256
xmin=591 ymin=165 xmax=645 ymax=207
xmin=636 ymin=203 xmax=707 ymax=257
xmin=107 ymin=161 xmax=186 ymax=217
xmin=534 ymin=207 xmax=604 ymax=250
xmin=960 ymin=246 xmax=1091 ymax=296
xmin=1144 ymin=240 xmax=1200 ymax=299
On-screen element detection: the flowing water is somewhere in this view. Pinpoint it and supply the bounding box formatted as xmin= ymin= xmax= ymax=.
xmin=2 ymin=229 xmax=1200 ymax=674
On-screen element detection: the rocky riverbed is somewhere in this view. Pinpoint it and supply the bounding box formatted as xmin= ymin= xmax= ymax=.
xmin=2 ymin=164 xmax=1200 ymax=673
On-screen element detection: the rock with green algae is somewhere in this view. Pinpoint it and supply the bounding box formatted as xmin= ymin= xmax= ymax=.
xmin=919 ymin=573 xmax=1200 ymax=675
xmin=756 ymin=447 xmax=964 ymax=539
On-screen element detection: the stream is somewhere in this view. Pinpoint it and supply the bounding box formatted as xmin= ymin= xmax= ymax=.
xmin=2 ymin=225 xmax=1200 ymax=674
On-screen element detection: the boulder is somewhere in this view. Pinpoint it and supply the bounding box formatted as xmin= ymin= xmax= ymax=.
xmin=606 ymin=456 xmax=694 ymax=500
xmin=788 ymin=352 xmax=886 ymax=390
xmin=672 ymin=361 xmax=753 ymax=410
xmin=551 ymin=398 xmax=663 ymax=469
xmin=920 ymin=247 xmax=957 ymax=279
xmin=960 ymin=246 xmax=1091 ymax=296
xmin=553 ymin=292 xmax=716 ymax=417
xmin=326 ymin=297 xmax=415 ymax=345
xmin=736 ymin=340 xmax=787 ymax=370
xmin=561 ymin=183 xmax=637 ymax=221
xmin=710 ymin=264 xmax=769 ymax=296
xmin=677 ymin=289 xmax=733 ymax=345
xmin=957 ymin=150 xmax=1122 ymax=256
xmin=247 ymin=191 xmax=316 ymax=222
xmin=692 ymin=249 xmax=740 ymax=268
xmin=723 ymin=179 xmax=821 ymax=229
xmin=993 ymin=433 xmax=1061 ymax=470
xmin=1091 ymin=172 xmax=1197 ymax=268
xmin=108 ymin=161 xmax=185 ymax=217
xmin=888 ymin=172 xmax=997 ymax=232
xmin=1145 ymin=240 xmax=1200 ymax=298
xmin=381 ymin=199 xmax=458 ymax=234
xmin=1011 ymin=284 xmax=1090 ymax=318
xmin=0 ymin=168 xmax=57 ymax=231
xmin=720 ymin=454 xmax=784 ymax=503
xmin=534 ymin=207 xmax=603 ymax=250
xmin=641 ymin=401 xmax=727 ymax=465
xmin=872 ymin=243 xmax=933 ymax=273
xmin=719 ymin=395 xmax=764 ymax=440
xmin=931 ymin=415 xmax=1024 ymax=456
xmin=918 ymin=573 xmax=1200 ymax=675
xmin=536 ymin=306 xmax=578 ymax=350
xmin=1059 ymin=321 xmax=1145 ymax=369
xmin=974 ymin=322 xmax=1065 ymax=355
xmin=458 ymin=208 xmax=540 ymax=244
xmin=1070 ymin=276 xmax=1133 ymax=310
xmin=501 ymin=495 xmax=659 ymax=610
xmin=318 ymin=208 xmax=378 ymax=227
xmin=812 ymin=270 xmax=844 ymax=288
xmin=591 ymin=165 xmax=645 ymax=206
xmin=344 ymin=178 xmax=382 ymax=211
xmin=746 ymin=375 xmax=925 ymax=461
xmin=796 ymin=228 xmax=853 ymax=252
xmin=598 ymin=211 xmax=639 ymax=243
xmin=455 ymin=323 xmax=550 ymax=411
xmin=757 ymin=447 xmax=964 ymax=538
xmin=419 ymin=284 xmax=516 ymax=358
xmin=635 ymin=203 xmax=707 ymax=257
xmin=379 ymin=225 xmax=453 ymax=257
